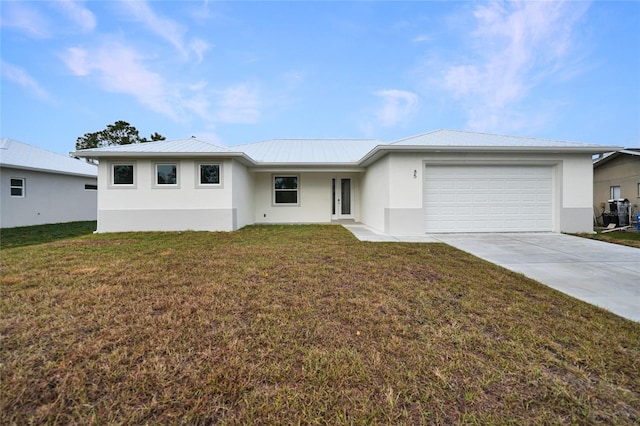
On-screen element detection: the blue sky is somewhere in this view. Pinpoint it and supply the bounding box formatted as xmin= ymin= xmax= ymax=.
xmin=1 ymin=0 xmax=639 ymax=155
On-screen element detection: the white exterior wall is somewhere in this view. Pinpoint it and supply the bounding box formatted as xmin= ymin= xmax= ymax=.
xmin=558 ymin=156 xmax=595 ymax=233
xmin=253 ymin=171 xmax=360 ymax=224
xmin=373 ymin=152 xmax=595 ymax=235
xmin=231 ymin=160 xmax=254 ymax=229
xmin=96 ymin=158 xmax=236 ymax=232
xmin=360 ymin=155 xmax=390 ymax=233
xmin=0 ymin=167 xmax=97 ymax=228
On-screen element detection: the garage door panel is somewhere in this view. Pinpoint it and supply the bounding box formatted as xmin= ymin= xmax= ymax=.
xmin=424 ymin=166 xmax=552 ymax=233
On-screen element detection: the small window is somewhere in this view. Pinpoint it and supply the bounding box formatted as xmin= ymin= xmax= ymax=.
xmin=85 ymin=184 xmax=98 ymax=190
xmin=200 ymin=164 xmax=220 ymax=185
xmin=610 ymin=186 xmax=621 ymax=199
xmin=156 ymin=164 xmax=178 ymax=185
xmin=10 ymin=178 xmax=25 ymax=197
xmin=274 ymin=176 xmax=298 ymax=204
xmin=113 ymin=164 xmax=134 ymax=185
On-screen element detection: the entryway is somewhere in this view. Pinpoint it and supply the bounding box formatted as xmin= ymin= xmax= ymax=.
xmin=332 ymin=178 xmax=353 ymax=220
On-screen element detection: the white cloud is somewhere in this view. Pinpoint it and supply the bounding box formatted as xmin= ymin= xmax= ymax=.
xmin=117 ymin=0 xmax=210 ymax=61
xmin=437 ymin=0 xmax=590 ymax=133
xmin=54 ymin=0 xmax=97 ymax=33
xmin=0 ymin=2 xmax=51 ymax=38
xmin=60 ymin=43 xmax=178 ymax=119
xmin=1 ymin=60 xmax=52 ymax=101
xmin=373 ymin=90 xmax=420 ymax=127
xmin=215 ymin=84 xmax=261 ymax=124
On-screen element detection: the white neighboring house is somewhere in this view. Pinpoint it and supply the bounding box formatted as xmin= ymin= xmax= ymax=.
xmin=71 ymin=130 xmax=618 ymax=235
xmin=1 ymin=138 xmax=98 ymax=229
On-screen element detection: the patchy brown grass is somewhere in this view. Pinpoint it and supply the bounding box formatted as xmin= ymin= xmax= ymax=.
xmin=577 ymin=230 xmax=640 ymax=249
xmin=1 ymin=225 xmax=639 ymax=425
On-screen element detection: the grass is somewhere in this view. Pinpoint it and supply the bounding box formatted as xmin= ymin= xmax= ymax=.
xmin=1 ymin=224 xmax=639 ymax=424
xmin=0 ymin=221 xmax=97 ymax=249
xmin=576 ymin=228 xmax=640 ymax=249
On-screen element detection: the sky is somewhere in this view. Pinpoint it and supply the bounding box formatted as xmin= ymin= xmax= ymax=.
xmin=1 ymin=0 xmax=639 ymax=156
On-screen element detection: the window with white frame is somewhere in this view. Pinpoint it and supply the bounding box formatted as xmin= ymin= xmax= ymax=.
xmin=199 ymin=164 xmax=221 ymax=185
xmin=112 ymin=164 xmax=135 ymax=185
xmin=10 ymin=178 xmax=25 ymax=197
xmin=610 ymin=185 xmax=621 ymax=199
xmin=274 ymin=176 xmax=298 ymax=204
xmin=156 ymin=163 xmax=178 ymax=186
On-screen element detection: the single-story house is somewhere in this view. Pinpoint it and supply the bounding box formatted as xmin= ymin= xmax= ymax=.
xmin=1 ymin=138 xmax=98 ymax=229
xmin=593 ymin=148 xmax=640 ymax=225
xmin=71 ymin=129 xmax=617 ymax=235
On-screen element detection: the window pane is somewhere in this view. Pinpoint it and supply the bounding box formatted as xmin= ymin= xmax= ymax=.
xmin=610 ymin=186 xmax=621 ymax=199
xmin=200 ymin=165 xmax=220 ymax=184
xmin=275 ymin=191 xmax=297 ymax=204
xmin=10 ymin=179 xmax=23 ymax=187
xmin=11 ymin=187 xmax=22 ymax=196
xmin=114 ymin=165 xmax=134 ymax=185
xmin=157 ymin=164 xmax=177 ymax=185
xmin=275 ymin=176 xmax=297 ymax=190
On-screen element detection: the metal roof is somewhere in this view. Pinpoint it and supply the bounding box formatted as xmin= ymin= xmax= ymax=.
xmin=74 ymin=138 xmax=234 ymax=154
xmin=1 ymin=138 xmax=97 ymax=177
xmin=391 ymin=129 xmax=604 ymax=148
xmin=234 ymin=139 xmax=382 ymax=164
xmin=68 ymin=130 xmax=618 ymax=166
xmin=593 ymin=148 xmax=640 ymax=167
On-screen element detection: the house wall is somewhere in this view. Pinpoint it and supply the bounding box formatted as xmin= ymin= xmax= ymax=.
xmin=367 ymin=152 xmax=594 ymax=234
xmin=253 ymin=171 xmax=361 ymax=224
xmin=593 ymin=154 xmax=640 ymax=216
xmin=0 ymin=166 xmax=97 ymax=228
xmin=360 ymin=155 xmax=390 ymax=232
xmin=96 ymin=158 xmax=236 ymax=232
xmin=231 ymin=160 xmax=254 ymax=229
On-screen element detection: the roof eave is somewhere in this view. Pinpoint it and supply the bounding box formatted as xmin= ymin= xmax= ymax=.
xmin=70 ymin=150 xmax=255 ymax=164
xmin=359 ymin=144 xmax=622 ymax=166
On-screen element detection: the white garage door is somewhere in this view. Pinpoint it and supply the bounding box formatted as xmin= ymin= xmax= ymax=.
xmin=423 ymin=165 xmax=552 ymax=233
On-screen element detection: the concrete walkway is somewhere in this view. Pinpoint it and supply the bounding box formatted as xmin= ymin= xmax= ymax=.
xmin=343 ymin=224 xmax=640 ymax=322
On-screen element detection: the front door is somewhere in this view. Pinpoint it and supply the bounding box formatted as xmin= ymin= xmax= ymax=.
xmin=332 ymin=178 xmax=353 ymax=220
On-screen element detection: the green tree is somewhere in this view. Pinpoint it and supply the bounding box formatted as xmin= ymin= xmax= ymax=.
xmin=75 ymin=121 xmax=166 ymax=150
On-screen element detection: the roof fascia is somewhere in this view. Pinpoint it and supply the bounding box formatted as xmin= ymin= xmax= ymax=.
xmin=593 ymin=149 xmax=640 ymax=167
xmin=249 ymin=163 xmax=365 ymax=173
xmin=70 ymin=151 xmax=256 ymax=165
xmin=359 ymin=144 xmax=623 ymax=166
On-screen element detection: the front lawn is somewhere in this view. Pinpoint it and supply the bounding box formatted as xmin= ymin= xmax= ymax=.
xmin=1 ymin=225 xmax=638 ymax=424
xmin=577 ymin=229 xmax=640 ymax=249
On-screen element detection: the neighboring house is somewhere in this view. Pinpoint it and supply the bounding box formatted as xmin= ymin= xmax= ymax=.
xmin=593 ymin=149 xmax=640 ymax=224
xmin=1 ymin=138 xmax=98 ymax=229
xmin=71 ymin=129 xmax=616 ymax=235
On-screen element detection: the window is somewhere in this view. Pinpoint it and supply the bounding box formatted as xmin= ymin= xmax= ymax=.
xmin=113 ymin=164 xmax=134 ymax=185
xmin=85 ymin=184 xmax=97 ymax=190
xmin=274 ymin=176 xmax=298 ymax=204
xmin=10 ymin=178 xmax=25 ymax=197
xmin=199 ymin=164 xmax=220 ymax=185
xmin=610 ymin=186 xmax=621 ymax=199
xmin=156 ymin=163 xmax=178 ymax=185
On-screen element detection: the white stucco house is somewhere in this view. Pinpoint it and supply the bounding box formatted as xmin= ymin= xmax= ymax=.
xmin=70 ymin=130 xmax=617 ymax=235
xmin=1 ymin=138 xmax=98 ymax=229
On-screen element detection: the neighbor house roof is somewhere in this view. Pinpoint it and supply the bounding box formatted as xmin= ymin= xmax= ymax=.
xmin=593 ymin=148 xmax=640 ymax=167
xmin=70 ymin=130 xmax=620 ymax=167
xmin=1 ymin=138 xmax=97 ymax=178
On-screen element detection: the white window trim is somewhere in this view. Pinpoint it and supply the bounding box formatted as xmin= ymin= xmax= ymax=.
xmin=153 ymin=162 xmax=180 ymax=189
xmin=196 ymin=162 xmax=223 ymax=189
xmin=273 ymin=175 xmax=300 ymax=206
xmin=109 ymin=162 xmax=137 ymax=189
xmin=10 ymin=177 xmax=25 ymax=198
xmin=610 ymin=185 xmax=621 ymax=199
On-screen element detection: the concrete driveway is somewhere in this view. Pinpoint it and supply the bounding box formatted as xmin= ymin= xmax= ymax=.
xmin=343 ymin=224 xmax=640 ymax=322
